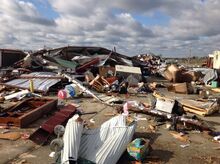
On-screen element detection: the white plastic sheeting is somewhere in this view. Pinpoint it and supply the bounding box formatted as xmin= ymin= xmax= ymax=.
xmin=61 ymin=115 xmax=136 ymax=164
xmin=61 ymin=115 xmax=83 ymax=164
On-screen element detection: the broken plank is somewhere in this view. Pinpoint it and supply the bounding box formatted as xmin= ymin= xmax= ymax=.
xmin=183 ymin=106 xmax=206 ymax=116
xmin=0 ymin=132 xmax=21 ymax=140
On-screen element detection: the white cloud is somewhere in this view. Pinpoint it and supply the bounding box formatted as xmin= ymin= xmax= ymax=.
xmin=0 ymin=0 xmax=220 ymax=56
xmin=0 ymin=0 xmax=55 ymax=25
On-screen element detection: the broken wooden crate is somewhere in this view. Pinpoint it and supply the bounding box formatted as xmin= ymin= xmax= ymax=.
xmin=0 ymin=98 xmax=57 ymax=128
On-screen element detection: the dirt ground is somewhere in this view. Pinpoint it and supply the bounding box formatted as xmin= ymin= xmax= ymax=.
xmin=1 ymin=77 xmax=220 ymax=164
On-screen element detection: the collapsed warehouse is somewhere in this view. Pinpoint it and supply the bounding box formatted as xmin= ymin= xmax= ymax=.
xmin=0 ymin=46 xmax=220 ymax=164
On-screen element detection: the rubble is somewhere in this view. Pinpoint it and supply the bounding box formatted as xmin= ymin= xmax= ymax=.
xmin=132 ymin=54 xmax=162 ymax=75
xmin=0 ymin=46 xmax=220 ymax=163
xmin=162 ymin=64 xmax=203 ymax=83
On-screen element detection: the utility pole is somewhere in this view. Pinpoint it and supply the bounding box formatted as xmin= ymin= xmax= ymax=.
xmin=188 ymin=44 xmax=192 ymax=64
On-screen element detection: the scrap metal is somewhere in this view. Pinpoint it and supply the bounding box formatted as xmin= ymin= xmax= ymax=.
xmin=29 ymin=104 xmax=77 ymax=145
xmin=61 ymin=115 xmax=137 ymax=164
xmin=3 ymin=72 xmax=62 ymax=93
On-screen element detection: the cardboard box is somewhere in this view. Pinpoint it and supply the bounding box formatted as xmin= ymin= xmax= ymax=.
xmin=167 ymin=83 xmax=194 ymax=94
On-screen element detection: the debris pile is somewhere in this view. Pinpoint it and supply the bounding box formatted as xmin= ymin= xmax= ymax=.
xmin=0 ymin=46 xmax=220 ymax=163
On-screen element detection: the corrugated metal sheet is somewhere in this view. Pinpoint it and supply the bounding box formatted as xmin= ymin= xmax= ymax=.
xmin=79 ymin=115 xmax=136 ymax=164
xmin=54 ymin=57 xmax=78 ymax=69
xmin=20 ymin=72 xmax=58 ymax=77
xmin=5 ymin=72 xmax=61 ymax=92
xmin=62 ymin=115 xmax=83 ymax=163
xmin=29 ymin=104 xmax=76 ymax=145
xmin=61 ymin=115 xmax=136 ymax=164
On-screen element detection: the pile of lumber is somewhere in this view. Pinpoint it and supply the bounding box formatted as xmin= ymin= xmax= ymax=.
xmin=179 ymin=99 xmax=219 ymax=116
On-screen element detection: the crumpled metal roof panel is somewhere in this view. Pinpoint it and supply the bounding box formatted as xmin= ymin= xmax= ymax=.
xmin=79 ymin=115 xmax=136 ymax=164
xmin=5 ymin=72 xmax=61 ymax=92
xmin=61 ymin=115 xmax=136 ymax=164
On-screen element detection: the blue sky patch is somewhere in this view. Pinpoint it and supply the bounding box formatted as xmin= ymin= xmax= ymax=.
xmin=23 ymin=0 xmax=59 ymax=19
xmin=133 ymin=11 xmax=171 ymax=26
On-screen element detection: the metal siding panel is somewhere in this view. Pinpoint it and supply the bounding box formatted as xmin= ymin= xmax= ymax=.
xmin=61 ymin=115 xmax=136 ymax=163
xmin=62 ymin=115 xmax=84 ymax=163
xmin=29 ymin=104 xmax=76 ymax=145
xmin=5 ymin=72 xmax=61 ymax=92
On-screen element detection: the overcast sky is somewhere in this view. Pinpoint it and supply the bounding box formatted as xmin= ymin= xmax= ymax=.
xmin=0 ymin=0 xmax=220 ymax=57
